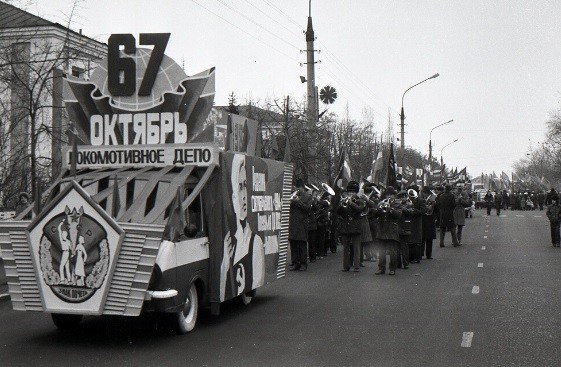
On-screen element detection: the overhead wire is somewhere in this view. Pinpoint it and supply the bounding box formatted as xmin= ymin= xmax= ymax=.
xmin=202 ymin=0 xmax=388 ymax=122
xmin=189 ymin=0 xmax=300 ymax=63
xmin=260 ymin=0 xmax=394 ymax=116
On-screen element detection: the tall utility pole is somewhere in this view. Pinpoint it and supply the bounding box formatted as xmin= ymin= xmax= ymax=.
xmin=305 ymin=0 xmax=317 ymax=128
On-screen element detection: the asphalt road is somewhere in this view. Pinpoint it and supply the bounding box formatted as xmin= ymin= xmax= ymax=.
xmin=1 ymin=209 xmax=560 ymax=367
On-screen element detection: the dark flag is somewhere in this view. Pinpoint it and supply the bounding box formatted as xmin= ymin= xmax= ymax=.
xmin=334 ymin=148 xmax=352 ymax=189
xmin=386 ymin=143 xmax=398 ymax=189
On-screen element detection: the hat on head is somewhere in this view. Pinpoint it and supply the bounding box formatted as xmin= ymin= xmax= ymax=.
xmin=386 ymin=186 xmax=396 ymax=195
xmin=347 ymin=180 xmax=360 ymax=193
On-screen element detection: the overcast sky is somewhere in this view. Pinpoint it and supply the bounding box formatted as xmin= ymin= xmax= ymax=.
xmin=29 ymin=0 xmax=561 ymax=176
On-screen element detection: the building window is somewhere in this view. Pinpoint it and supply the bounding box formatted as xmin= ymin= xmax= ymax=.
xmin=71 ymin=66 xmax=84 ymax=78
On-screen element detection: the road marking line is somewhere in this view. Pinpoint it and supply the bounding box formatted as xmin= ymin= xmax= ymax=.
xmin=486 ymin=225 xmax=489 ymax=228
xmin=481 ymin=246 xmax=486 ymax=250
xmin=485 ymin=230 xmax=488 ymax=233
xmin=484 ymin=236 xmax=488 ymax=239
xmin=534 ymin=215 xmax=542 ymax=218
xmin=516 ymin=215 xmax=524 ymax=217
xmin=461 ymin=332 xmax=474 ymax=347
xmin=478 ymin=263 xmax=484 ymax=267
xmin=472 ymin=286 xmax=480 ymax=294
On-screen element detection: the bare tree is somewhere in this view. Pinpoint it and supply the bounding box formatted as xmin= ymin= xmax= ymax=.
xmin=0 ymin=0 xmax=105 ymax=208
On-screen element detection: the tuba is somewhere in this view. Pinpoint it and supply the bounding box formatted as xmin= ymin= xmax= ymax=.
xmin=425 ymin=190 xmax=437 ymax=215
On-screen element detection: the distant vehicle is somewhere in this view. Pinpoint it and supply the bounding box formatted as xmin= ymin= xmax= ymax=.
xmin=473 ymin=189 xmax=490 ymax=209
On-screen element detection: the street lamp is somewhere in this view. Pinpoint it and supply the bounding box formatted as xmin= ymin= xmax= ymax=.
xmin=400 ymin=73 xmax=440 ymax=149
xmin=440 ymin=138 xmax=459 ymax=168
xmin=429 ymin=119 xmax=453 ymax=171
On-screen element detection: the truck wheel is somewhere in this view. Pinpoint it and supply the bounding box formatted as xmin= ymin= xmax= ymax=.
xmin=51 ymin=313 xmax=83 ymax=330
xmin=175 ymin=282 xmax=198 ymax=334
xmin=240 ymin=289 xmax=256 ymax=305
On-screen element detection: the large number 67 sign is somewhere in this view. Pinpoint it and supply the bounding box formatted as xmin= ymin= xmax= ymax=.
xmin=107 ymin=33 xmax=170 ymax=97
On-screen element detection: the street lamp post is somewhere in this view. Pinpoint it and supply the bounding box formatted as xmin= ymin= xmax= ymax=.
xmin=440 ymin=139 xmax=459 ymax=180
xmin=429 ymin=119 xmax=453 ymax=171
xmin=400 ymin=73 xmax=440 ymax=149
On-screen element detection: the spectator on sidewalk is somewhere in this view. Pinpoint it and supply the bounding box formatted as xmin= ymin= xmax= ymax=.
xmin=546 ymin=196 xmax=561 ymax=247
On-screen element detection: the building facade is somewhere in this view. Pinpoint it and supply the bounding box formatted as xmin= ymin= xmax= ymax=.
xmin=0 ymin=1 xmax=106 ymax=206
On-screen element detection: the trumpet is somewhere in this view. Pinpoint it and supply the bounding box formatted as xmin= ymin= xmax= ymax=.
xmin=290 ymin=190 xmax=300 ymax=201
xmin=340 ymin=191 xmax=359 ymax=208
xmin=378 ymin=197 xmax=394 ymax=212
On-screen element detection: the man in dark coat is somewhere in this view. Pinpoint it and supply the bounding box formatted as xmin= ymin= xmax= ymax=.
xmin=374 ymin=186 xmax=403 ymax=275
xmin=315 ymin=192 xmax=331 ymax=257
xmin=454 ymin=185 xmax=470 ymax=246
xmin=405 ymin=186 xmax=426 ymax=264
xmin=546 ymin=188 xmax=558 ymax=206
xmin=484 ymin=190 xmax=494 ymax=216
xmin=307 ymin=186 xmax=319 ymax=263
xmin=494 ymin=190 xmax=503 ymax=215
xmin=437 ymin=184 xmax=460 ymax=247
xmin=421 ymin=186 xmax=437 ymax=259
xmin=337 ymin=181 xmax=366 ymax=272
xmin=289 ymin=179 xmax=312 ymax=271
xmin=546 ymin=196 xmax=561 ymax=247
xmin=537 ymin=191 xmax=546 ymax=211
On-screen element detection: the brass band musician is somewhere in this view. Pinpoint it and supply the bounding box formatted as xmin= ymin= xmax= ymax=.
xmin=421 ymin=186 xmax=437 ymax=259
xmin=289 ymin=179 xmax=313 ymax=271
xmin=374 ymin=186 xmax=404 ymax=275
xmin=337 ymin=181 xmax=366 ymax=272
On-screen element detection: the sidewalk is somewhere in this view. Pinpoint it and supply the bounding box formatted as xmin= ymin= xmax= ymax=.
xmin=0 ymin=258 xmax=8 ymax=298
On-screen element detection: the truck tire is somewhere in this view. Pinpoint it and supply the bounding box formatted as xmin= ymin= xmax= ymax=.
xmin=175 ymin=282 xmax=198 ymax=334
xmin=51 ymin=313 xmax=83 ymax=330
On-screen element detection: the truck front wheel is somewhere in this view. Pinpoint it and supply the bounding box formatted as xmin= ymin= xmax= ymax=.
xmin=175 ymin=282 xmax=199 ymax=334
xmin=51 ymin=313 xmax=83 ymax=330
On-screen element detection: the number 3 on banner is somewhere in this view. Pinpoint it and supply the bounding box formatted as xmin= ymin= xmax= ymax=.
xmin=107 ymin=33 xmax=170 ymax=97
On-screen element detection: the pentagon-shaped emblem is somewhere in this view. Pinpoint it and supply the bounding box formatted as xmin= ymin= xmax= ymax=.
xmin=27 ymin=181 xmax=124 ymax=314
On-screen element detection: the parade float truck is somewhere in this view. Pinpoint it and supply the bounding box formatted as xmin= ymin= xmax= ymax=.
xmin=0 ymin=33 xmax=292 ymax=334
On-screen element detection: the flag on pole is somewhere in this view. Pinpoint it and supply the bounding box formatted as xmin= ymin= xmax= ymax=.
xmin=334 ymin=148 xmax=352 ymax=189
xmin=386 ymin=143 xmax=398 ymax=189
xmin=372 ymin=150 xmax=384 ymax=183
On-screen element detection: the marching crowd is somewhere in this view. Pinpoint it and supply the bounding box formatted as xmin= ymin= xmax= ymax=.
xmin=288 ymin=179 xmax=473 ymax=275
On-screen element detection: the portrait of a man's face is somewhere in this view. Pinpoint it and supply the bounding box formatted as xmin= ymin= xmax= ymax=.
xmin=232 ymin=154 xmax=248 ymax=221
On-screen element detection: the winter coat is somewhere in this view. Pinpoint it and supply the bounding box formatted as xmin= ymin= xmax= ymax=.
xmin=437 ymin=191 xmax=456 ymax=229
xmin=494 ymin=194 xmax=503 ymax=208
xmin=289 ymin=191 xmax=312 ymax=241
xmin=403 ymin=196 xmax=426 ymax=244
xmin=546 ymin=190 xmax=558 ymax=206
xmin=336 ymin=194 xmax=366 ymax=235
xmin=374 ymin=204 xmax=402 ymax=242
xmin=453 ymin=192 xmax=470 ymax=226
xmin=315 ymin=199 xmax=331 ymax=227
xmin=547 ymin=203 xmax=561 ymax=223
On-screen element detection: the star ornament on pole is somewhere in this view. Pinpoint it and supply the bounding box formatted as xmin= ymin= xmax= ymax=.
xmin=319 ymin=85 xmax=337 ymax=104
